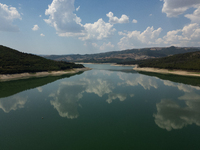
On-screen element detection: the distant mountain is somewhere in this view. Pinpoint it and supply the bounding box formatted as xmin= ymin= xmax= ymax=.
xmin=43 ymin=46 xmax=200 ymax=63
xmin=119 ymin=51 xmax=200 ymax=71
xmin=0 ymin=45 xmax=84 ymax=74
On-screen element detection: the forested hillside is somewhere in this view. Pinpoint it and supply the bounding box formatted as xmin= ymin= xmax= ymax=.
xmin=0 ymin=45 xmax=84 ymax=74
xmin=119 ymin=51 xmax=200 ymax=71
xmin=43 ymin=46 xmax=200 ymax=63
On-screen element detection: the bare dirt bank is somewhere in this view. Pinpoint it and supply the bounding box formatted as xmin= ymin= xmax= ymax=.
xmin=133 ymin=66 xmax=200 ymax=77
xmin=0 ymin=67 xmax=91 ymax=82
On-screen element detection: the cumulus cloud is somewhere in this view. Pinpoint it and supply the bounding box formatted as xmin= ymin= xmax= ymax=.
xmin=79 ymin=18 xmax=116 ymax=40
xmin=90 ymin=42 xmax=115 ymax=51
xmin=132 ymin=19 xmax=137 ymax=23
xmin=45 ymin=0 xmax=116 ymax=42
xmin=159 ymin=23 xmax=200 ymax=47
xmin=44 ymin=0 xmax=84 ymax=35
xmin=40 ymin=33 xmax=45 ymax=37
xmin=118 ymin=26 xmax=162 ymax=50
xmin=185 ymin=6 xmax=200 ymax=23
xmin=118 ymin=22 xmax=200 ymax=50
xmin=162 ymin=0 xmax=200 ymax=17
xmin=100 ymin=42 xmax=115 ymax=51
xmin=106 ymin=12 xmax=129 ymax=24
xmin=0 ymin=3 xmax=21 ymax=32
xmin=32 ymin=24 xmax=39 ymax=31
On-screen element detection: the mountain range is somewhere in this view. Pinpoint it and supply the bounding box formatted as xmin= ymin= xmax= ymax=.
xmin=43 ymin=46 xmax=200 ymax=63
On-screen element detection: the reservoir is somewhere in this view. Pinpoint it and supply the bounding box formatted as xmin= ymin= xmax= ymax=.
xmin=1 ymin=64 xmax=200 ymax=149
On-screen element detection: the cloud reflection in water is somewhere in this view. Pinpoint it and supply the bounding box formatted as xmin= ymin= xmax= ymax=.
xmin=0 ymin=95 xmax=27 ymax=113
xmin=154 ymin=80 xmax=200 ymax=131
xmin=50 ymin=83 xmax=84 ymax=119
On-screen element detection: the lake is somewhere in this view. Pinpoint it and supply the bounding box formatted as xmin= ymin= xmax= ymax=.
xmin=1 ymin=64 xmax=200 ymax=150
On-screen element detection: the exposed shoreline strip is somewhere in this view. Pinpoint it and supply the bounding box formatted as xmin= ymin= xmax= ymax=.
xmin=133 ymin=66 xmax=200 ymax=77
xmin=0 ymin=67 xmax=91 ymax=82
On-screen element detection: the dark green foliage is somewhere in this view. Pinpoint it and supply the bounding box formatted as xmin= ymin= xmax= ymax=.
xmin=0 ymin=72 xmax=83 ymax=98
xmin=139 ymin=72 xmax=200 ymax=87
xmin=0 ymin=45 xmax=84 ymax=74
xmin=119 ymin=51 xmax=200 ymax=71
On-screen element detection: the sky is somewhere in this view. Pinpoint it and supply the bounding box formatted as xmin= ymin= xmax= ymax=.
xmin=0 ymin=0 xmax=200 ymax=55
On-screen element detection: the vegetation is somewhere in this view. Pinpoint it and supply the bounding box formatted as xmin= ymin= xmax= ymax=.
xmin=119 ymin=51 xmax=200 ymax=71
xmin=0 ymin=45 xmax=84 ymax=74
xmin=0 ymin=72 xmax=83 ymax=98
xmin=139 ymin=71 xmax=200 ymax=87
xmin=43 ymin=46 xmax=200 ymax=63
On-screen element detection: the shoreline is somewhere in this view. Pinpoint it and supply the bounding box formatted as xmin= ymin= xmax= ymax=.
xmin=79 ymin=62 xmax=137 ymax=67
xmin=0 ymin=67 xmax=92 ymax=82
xmin=133 ymin=66 xmax=200 ymax=77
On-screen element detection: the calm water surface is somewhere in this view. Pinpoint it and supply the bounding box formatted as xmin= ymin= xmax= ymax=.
xmin=1 ymin=64 xmax=200 ymax=150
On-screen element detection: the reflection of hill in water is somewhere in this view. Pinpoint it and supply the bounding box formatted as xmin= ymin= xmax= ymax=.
xmin=0 ymin=72 xmax=83 ymax=99
xmin=139 ymin=71 xmax=200 ymax=87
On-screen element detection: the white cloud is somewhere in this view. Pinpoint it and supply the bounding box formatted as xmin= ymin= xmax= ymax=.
xmin=100 ymin=42 xmax=115 ymax=51
xmin=92 ymin=43 xmax=98 ymax=48
xmin=132 ymin=19 xmax=138 ymax=23
xmin=32 ymin=24 xmax=39 ymax=31
xmin=106 ymin=12 xmax=129 ymax=24
xmin=90 ymin=42 xmax=115 ymax=51
xmin=44 ymin=0 xmax=84 ymax=35
xmin=40 ymin=33 xmax=45 ymax=37
xmin=160 ymin=23 xmax=200 ymax=46
xmin=76 ymin=6 xmax=80 ymax=11
xmin=162 ymin=0 xmax=200 ymax=17
xmin=44 ymin=0 xmax=116 ymax=41
xmin=39 ymin=15 xmax=42 ymax=17
xmin=80 ymin=18 xmax=116 ymax=40
xmin=118 ymin=26 xmax=162 ymax=50
xmin=0 ymin=3 xmax=21 ymax=32
xmin=118 ymin=22 xmax=200 ymax=50
xmin=185 ymin=6 xmax=200 ymax=23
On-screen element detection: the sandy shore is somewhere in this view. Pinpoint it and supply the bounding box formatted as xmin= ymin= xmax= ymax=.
xmin=133 ymin=66 xmax=200 ymax=77
xmin=0 ymin=67 xmax=92 ymax=82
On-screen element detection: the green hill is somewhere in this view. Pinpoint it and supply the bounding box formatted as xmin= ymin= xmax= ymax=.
xmin=0 ymin=45 xmax=84 ymax=74
xmin=119 ymin=51 xmax=200 ymax=71
xmin=43 ymin=46 xmax=200 ymax=63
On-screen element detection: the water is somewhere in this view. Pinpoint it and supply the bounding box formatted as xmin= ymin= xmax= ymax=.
xmin=1 ymin=64 xmax=200 ymax=150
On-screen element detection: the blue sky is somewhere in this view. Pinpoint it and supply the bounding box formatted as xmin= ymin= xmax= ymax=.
xmin=0 ymin=0 xmax=200 ymax=54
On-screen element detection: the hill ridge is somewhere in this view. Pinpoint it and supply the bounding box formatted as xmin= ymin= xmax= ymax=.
xmin=43 ymin=46 xmax=200 ymax=63
xmin=0 ymin=45 xmax=84 ymax=74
